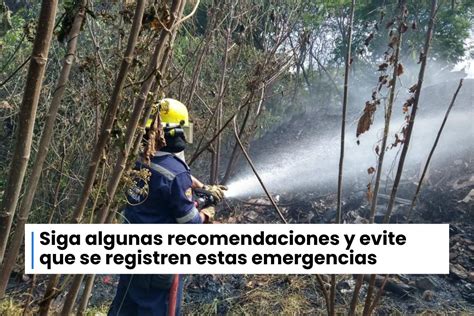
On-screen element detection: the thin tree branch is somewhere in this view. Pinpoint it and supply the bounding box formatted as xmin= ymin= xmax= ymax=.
xmin=332 ymin=1 xmax=355 ymax=314
xmin=232 ymin=115 xmax=287 ymax=223
xmin=0 ymin=0 xmax=86 ymax=297
xmin=384 ymin=0 xmax=438 ymax=223
xmin=0 ymin=0 xmax=59 ymax=265
xmin=408 ymin=78 xmax=463 ymax=219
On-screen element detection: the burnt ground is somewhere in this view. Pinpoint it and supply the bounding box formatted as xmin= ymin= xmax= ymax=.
xmin=178 ymin=79 xmax=474 ymax=314
xmin=2 ymin=79 xmax=473 ymax=314
xmin=175 ymin=157 xmax=473 ymax=315
xmin=78 ymin=157 xmax=473 ymax=314
xmin=5 ymin=178 xmax=473 ymax=315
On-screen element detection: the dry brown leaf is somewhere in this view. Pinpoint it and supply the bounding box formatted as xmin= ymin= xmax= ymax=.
xmin=367 ymin=183 xmax=373 ymax=202
xmin=368 ymin=167 xmax=376 ymax=174
xmin=388 ymin=36 xmax=399 ymax=48
xmin=391 ymin=133 xmax=404 ymax=149
xmin=400 ymin=22 xmax=408 ymax=33
xmin=388 ymin=54 xmax=396 ymax=64
xmin=378 ymin=62 xmax=388 ymax=71
xmin=150 ymin=18 xmax=160 ymax=30
xmin=397 ymin=63 xmax=404 ymax=76
xmin=356 ymin=101 xmax=377 ymax=137
xmin=364 ymin=33 xmax=374 ymax=46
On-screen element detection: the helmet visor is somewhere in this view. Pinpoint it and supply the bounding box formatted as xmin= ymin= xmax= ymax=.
xmin=183 ymin=122 xmax=193 ymax=144
xmin=163 ymin=122 xmax=193 ymax=144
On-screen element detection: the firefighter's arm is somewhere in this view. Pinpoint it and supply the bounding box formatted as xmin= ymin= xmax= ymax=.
xmin=191 ymin=175 xmax=228 ymax=201
xmin=191 ymin=175 xmax=204 ymax=189
xmin=170 ymin=174 xmax=202 ymax=224
xmin=200 ymin=206 xmax=215 ymax=223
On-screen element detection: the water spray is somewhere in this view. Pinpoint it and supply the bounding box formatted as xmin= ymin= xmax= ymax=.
xmin=230 ymin=115 xmax=287 ymax=222
xmin=225 ymin=109 xmax=473 ymax=200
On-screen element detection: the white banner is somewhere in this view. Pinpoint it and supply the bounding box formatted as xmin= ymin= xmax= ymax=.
xmin=24 ymin=224 xmax=449 ymax=274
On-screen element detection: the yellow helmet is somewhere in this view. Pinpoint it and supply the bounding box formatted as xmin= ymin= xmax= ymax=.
xmin=146 ymin=98 xmax=193 ymax=143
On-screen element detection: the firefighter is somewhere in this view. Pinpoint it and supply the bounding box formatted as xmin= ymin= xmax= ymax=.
xmin=108 ymin=98 xmax=227 ymax=316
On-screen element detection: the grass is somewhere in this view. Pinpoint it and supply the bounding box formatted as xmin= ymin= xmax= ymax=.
xmin=0 ymin=298 xmax=108 ymax=316
xmin=3 ymin=274 xmax=472 ymax=315
xmin=184 ymin=275 xmax=326 ymax=315
xmin=82 ymin=305 xmax=109 ymax=316
xmin=0 ymin=298 xmax=25 ymax=316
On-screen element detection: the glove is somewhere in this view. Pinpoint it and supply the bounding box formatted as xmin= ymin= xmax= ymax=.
xmin=203 ymin=184 xmax=228 ymax=202
xmin=200 ymin=206 xmax=216 ymax=223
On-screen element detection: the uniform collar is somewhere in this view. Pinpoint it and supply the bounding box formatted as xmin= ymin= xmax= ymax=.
xmin=154 ymin=151 xmax=172 ymax=157
xmin=154 ymin=151 xmax=190 ymax=170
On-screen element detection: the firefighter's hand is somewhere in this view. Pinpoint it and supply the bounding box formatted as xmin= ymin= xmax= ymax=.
xmin=200 ymin=206 xmax=216 ymax=223
xmin=203 ymin=184 xmax=228 ymax=202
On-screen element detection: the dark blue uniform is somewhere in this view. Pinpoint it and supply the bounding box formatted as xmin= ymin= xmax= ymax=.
xmin=109 ymin=152 xmax=201 ymax=316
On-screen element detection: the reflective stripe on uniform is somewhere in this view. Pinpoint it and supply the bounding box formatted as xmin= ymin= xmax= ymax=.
xmin=154 ymin=152 xmax=172 ymax=157
xmin=176 ymin=207 xmax=199 ymax=223
xmin=148 ymin=162 xmax=176 ymax=180
xmin=155 ymin=151 xmax=189 ymax=170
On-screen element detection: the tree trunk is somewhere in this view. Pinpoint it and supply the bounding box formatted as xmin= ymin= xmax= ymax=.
xmin=185 ymin=6 xmax=216 ymax=108
xmin=222 ymin=87 xmax=265 ymax=184
xmin=408 ymin=79 xmax=463 ymax=218
xmin=71 ymin=0 xmax=147 ymax=224
xmin=59 ymin=273 xmax=83 ymax=316
xmin=348 ymin=274 xmax=364 ymax=316
xmin=0 ymin=0 xmax=86 ymax=298
xmin=332 ymin=1 xmax=354 ymax=314
xmin=0 ymin=0 xmax=58 ymax=264
xmin=362 ymin=274 xmax=376 ymax=316
xmin=40 ymin=2 xmax=147 ymax=314
xmin=335 ymin=0 xmax=355 ymax=224
xmin=60 ymin=1 xmax=187 ymax=314
xmin=38 ymin=274 xmax=61 ymax=316
xmin=94 ymin=0 xmax=186 ymax=225
xmin=232 ymin=115 xmax=286 ymax=223
xmin=222 ymin=101 xmax=253 ymax=184
xmin=76 ymin=275 xmax=95 ymax=316
xmin=359 ymin=2 xmax=407 ymax=313
xmin=210 ymin=6 xmax=232 ymax=183
xmin=384 ymin=0 xmax=438 ymax=223
xmin=188 ymin=56 xmax=292 ymax=167
xmin=369 ymin=2 xmax=406 ymax=223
